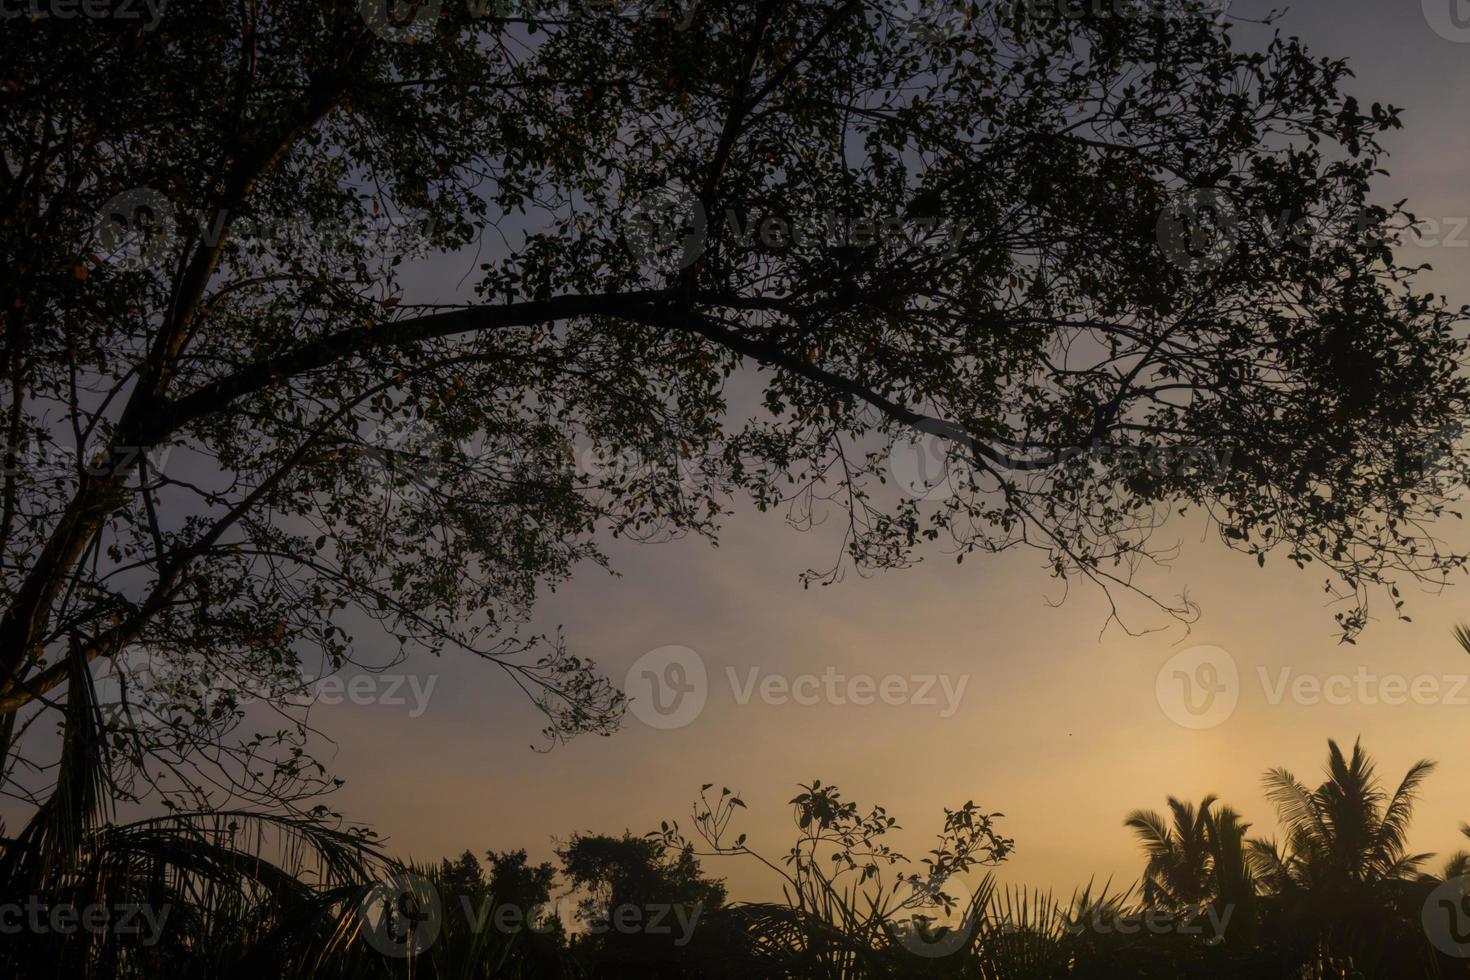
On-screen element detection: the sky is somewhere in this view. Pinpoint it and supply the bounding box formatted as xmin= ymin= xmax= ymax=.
xmin=292 ymin=0 xmax=1470 ymax=905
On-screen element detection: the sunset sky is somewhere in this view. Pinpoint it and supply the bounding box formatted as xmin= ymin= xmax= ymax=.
xmin=304 ymin=0 xmax=1470 ymax=905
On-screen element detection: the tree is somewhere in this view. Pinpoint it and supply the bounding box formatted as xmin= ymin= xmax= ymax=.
xmin=558 ymin=832 xmax=727 ymax=920
xmin=1248 ymin=738 xmax=1436 ymax=891
xmin=1201 ymin=803 xmax=1257 ymax=943
xmin=480 ymin=848 xmax=569 ymax=973
xmin=653 ymin=780 xmax=1013 ymax=973
xmin=1247 ymin=738 xmax=1439 ymax=972
xmin=1442 ymin=825 xmax=1470 ymax=881
xmin=438 ymin=848 xmax=488 ymax=900
xmin=487 ymin=847 xmax=560 ymax=916
xmin=3 ymin=1 xmax=1467 ymax=818
xmin=556 ymin=831 xmax=726 ymax=977
xmin=1123 ymin=795 xmax=1258 ymax=957
xmin=1124 ymin=795 xmax=1219 ymax=907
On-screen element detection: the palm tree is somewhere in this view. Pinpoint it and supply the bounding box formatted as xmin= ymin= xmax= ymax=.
xmin=1247 ymin=738 xmax=1436 ymax=892
xmin=1441 ymin=824 xmax=1470 ymax=881
xmin=0 ymin=657 xmax=393 ymax=979
xmin=1246 ymin=738 xmax=1439 ymax=976
xmin=1444 ymin=625 xmax=1470 ymax=883
xmin=1202 ymin=804 xmax=1256 ymax=922
xmin=1123 ymin=795 xmax=1219 ymax=907
xmin=1124 ymin=795 xmax=1256 ymax=952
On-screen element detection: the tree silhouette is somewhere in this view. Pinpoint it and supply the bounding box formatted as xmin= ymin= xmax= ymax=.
xmin=1124 ymin=795 xmax=1220 ymax=907
xmin=1442 ymin=825 xmax=1470 ymax=881
xmin=1248 ymin=739 xmax=1436 ymax=891
xmin=1246 ymin=738 xmax=1440 ymax=974
xmin=556 ymin=831 xmax=726 ymax=978
xmin=3 ymin=2 xmax=1467 ymax=820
